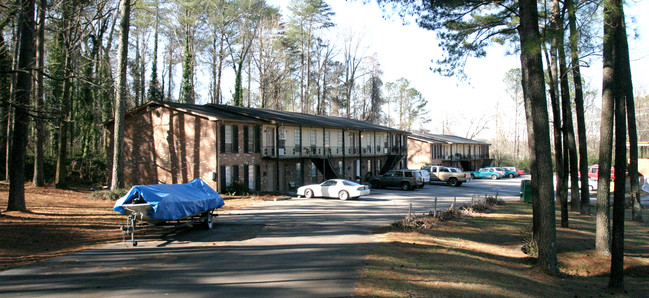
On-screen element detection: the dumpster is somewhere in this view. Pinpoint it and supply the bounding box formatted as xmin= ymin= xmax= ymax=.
xmin=520 ymin=179 xmax=532 ymax=203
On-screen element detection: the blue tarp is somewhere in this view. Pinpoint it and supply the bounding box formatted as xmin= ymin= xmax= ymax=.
xmin=113 ymin=179 xmax=225 ymax=221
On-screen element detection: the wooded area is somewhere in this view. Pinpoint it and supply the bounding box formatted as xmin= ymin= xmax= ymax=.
xmin=0 ymin=0 xmax=429 ymax=189
xmin=378 ymin=0 xmax=640 ymax=290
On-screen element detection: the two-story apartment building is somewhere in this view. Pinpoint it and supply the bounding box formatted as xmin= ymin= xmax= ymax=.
xmin=106 ymin=101 xmax=408 ymax=193
xmin=407 ymin=132 xmax=491 ymax=171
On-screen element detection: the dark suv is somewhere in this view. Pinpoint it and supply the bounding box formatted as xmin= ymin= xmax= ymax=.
xmin=370 ymin=169 xmax=424 ymax=190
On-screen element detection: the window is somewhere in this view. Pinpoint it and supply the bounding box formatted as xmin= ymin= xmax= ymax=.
xmin=296 ymin=163 xmax=302 ymax=186
xmin=278 ymin=127 xmax=286 ymax=150
xmin=225 ymin=125 xmax=233 ymax=152
xmin=310 ymin=130 xmax=317 ymax=146
xmin=294 ymin=129 xmax=301 ymax=146
xmin=248 ymin=166 xmax=255 ymax=190
xmin=244 ymin=126 xmax=258 ymax=153
xmin=225 ymin=166 xmax=232 ymax=186
xmin=324 ymin=131 xmax=330 ymax=146
xmin=311 ymin=164 xmax=317 ymax=183
xmin=322 ymin=180 xmax=336 ymax=187
xmin=247 ymin=126 xmax=255 ymax=152
xmin=220 ymin=125 xmax=239 ymax=153
xmin=338 ymin=161 xmax=343 ymax=175
xmin=337 ymin=132 xmax=343 ymax=146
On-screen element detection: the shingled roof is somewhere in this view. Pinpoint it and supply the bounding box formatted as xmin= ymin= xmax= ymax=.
xmin=409 ymin=132 xmax=489 ymax=145
xmin=207 ymin=103 xmax=404 ymax=132
xmin=122 ymin=101 xmax=405 ymax=133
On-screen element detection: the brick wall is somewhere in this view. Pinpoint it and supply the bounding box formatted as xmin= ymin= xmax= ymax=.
xmin=108 ymin=105 xmax=218 ymax=190
xmin=407 ymin=138 xmax=432 ymax=169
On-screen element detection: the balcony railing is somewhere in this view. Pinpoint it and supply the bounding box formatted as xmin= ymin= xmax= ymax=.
xmin=261 ymin=145 xmax=398 ymax=158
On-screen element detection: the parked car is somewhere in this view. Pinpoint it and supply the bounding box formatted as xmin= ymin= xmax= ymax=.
xmin=418 ymin=169 xmax=430 ymax=186
xmin=297 ymin=179 xmax=370 ymax=200
xmin=468 ymin=168 xmax=503 ymax=180
xmin=370 ymin=169 xmax=424 ymax=190
xmin=484 ymin=166 xmax=507 ymax=177
xmin=422 ymin=165 xmax=471 ymax=187
xmin=499 ymin=167 xmax=520 ymax=178
xmin=587 ymin=165 xmax=615 ymax=181
xmin=554 ymin=176 xmax=598 ymax=191
xmin=503 ymin=167 xmax=521 ymax=178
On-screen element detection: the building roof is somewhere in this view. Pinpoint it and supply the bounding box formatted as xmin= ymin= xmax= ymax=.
xmin=207 ymin=104 xmax=404 ymax=132
xmin=118 ymin=101 xmax=405 ymax=133
xmin=409 ymin=132 xmax=490 ymax=145
xmin=148 ymin=101 xmax=266 ymax=123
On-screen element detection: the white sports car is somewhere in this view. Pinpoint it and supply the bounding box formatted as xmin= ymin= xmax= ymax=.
xmin=297 ymin=179 xmax=370 ymax=200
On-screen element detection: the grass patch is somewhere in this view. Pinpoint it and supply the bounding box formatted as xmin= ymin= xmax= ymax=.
xmin=355 ymin=201 xmax=649 ymax=297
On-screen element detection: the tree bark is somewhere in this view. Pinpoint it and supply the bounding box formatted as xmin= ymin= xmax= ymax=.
xmin=33 ymin=0 xmax=46 ymax=187
xmin=558 ymin=37 xmax=580 ymax=213
xmin=518 ymin=0 xmax=559 ymax=276
xmin=8 ymin=0 xmax=36 ymax=212
xmin=609 ymin=0 xmax=630 ymax=289
xmin=566 ymin=0 xmax=591 ymax=216
xmin=548 ymin=0 xmax=567 ymax=228
xmin=619 ymin=17 xmax=641 ymax=222
xmin=111 ymin=0 xmax=131 ymax=190
xmin=597 ymin=0 xmax=616 ymax=257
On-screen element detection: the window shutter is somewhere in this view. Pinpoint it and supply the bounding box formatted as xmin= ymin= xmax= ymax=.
xmin=232 ymin=125 xmax=239 ymax=153
xmin=220 ymin=166 xmax=226 ymax=192
xmin=220 ymin=125 xmax=226 ymax=153
xmin=255 ymin=125 xmax=261 ymax=153
xmin=243 ymin=126 xmax=249 ymax=153
xmin=244 ymin=165 xmax=250 ymax=189
xmin=255 ymin=165 xmax=261 ymax=191
xmin=233 ymin=165 xmax=239 ymax=182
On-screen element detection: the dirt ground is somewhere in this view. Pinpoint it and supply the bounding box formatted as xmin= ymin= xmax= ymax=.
xmin=0 ymin=183 xmax=270 ymax=271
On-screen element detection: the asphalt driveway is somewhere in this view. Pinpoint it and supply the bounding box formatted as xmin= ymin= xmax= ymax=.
xmin=0 ymin=178 xmax=525 ymax=297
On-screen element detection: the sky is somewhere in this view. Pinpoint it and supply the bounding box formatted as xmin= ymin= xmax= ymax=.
xmin=267 ymin=0 xmax=649 ymax=140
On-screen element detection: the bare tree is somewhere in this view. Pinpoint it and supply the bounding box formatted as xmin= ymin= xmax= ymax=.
xmin=32 ymin=0 xmax=45 ymax=187
xmin=111 ymin=0 xmax=131 ymax=190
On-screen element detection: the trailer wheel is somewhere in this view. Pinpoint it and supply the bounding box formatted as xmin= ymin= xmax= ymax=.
xmin=205 ymin=212 xmax=213 ymax=230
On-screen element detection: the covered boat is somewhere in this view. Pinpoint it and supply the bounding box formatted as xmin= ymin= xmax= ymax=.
xmin=114 ymin=179 xmax=225 ymax=246
xmin=114 ymin=178 xmax=224 ymax=221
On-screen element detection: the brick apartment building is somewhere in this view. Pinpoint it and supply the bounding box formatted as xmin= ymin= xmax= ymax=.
xmin=407 ymin=132 xmax=491 ymax=171
xmin=106 ymin=101 xmax=408 ymax=193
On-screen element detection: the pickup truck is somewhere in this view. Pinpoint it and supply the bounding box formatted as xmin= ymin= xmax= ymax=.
xmin=421 ymin=165 xmax=471 ymax=187
xmin=370 ymin=169 xmax=424 ymax=190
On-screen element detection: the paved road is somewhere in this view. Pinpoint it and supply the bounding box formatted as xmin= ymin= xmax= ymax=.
xmin=0 ymin=177 xmax=525 ymax=297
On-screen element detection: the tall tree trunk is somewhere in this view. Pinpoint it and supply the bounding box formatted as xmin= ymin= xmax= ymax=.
xmin=566 ymin=0 xmax=590 ymax=216
xmin=54 ymin=48 xmax=71 ymax=189
xmin=609 ymin=0 xmax=631 ymax=288
xmin=559 ymin=38 xmax=580 ymax=213
xmin=111 ymin=0 xmax=131 ymax=190
xmin=216 ymin=32 xmax=225 ymax=104
xmin=625 ymin=49 xmax=642 ymax=222
xmin=547 ymin=0 xmax=567 ymax=227
xmin=8 ymin=0 xmax=36 ymax=211
xmin=0 ymin=17 xmax=13 ymax=182
xmin=148 ymin=0 xmax=161 ymax=102
xmin=6 ymin=23 xmax=19 ymax=182
xmin=597 ymin=0 xmax=616 ymax=257
xmin=33 ymin=0 xmax=46 ymax=187
xmin=518 ymin=0 xmax=560 ymax=276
